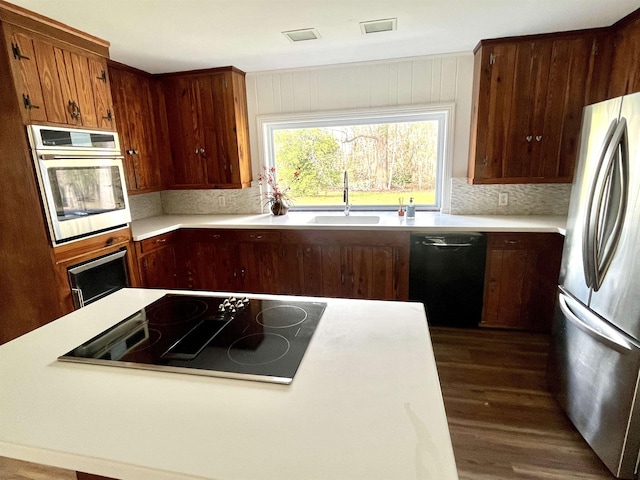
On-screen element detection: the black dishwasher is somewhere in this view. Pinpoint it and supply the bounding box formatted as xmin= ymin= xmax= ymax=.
xmin=409 ymin=233 xmax=486 ymax=327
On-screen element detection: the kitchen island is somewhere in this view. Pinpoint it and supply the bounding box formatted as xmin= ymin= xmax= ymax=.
xmin=0 ymin=288 xmax=458 ymax=480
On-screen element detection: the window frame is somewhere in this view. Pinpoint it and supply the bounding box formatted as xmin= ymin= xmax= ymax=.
xmin=257 ymin=103 xmax=454 ymax=212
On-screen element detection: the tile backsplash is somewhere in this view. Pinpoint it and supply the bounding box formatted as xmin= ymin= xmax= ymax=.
xmin=128 ymin=179 xmax=571 ymax=221
xmin=449 ymin=177 xmax=571 ymax=215
xmin=128 ymin=187 xmax=263 ymax=220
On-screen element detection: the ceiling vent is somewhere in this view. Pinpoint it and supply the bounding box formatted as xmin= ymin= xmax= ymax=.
xmin=360 ymin=18 xmax=397 ymax=35
xmin=282 ymin=28 xmax=321 ymax=42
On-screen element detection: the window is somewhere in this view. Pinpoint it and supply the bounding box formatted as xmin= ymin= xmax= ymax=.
xmin=259 ymin=106 xmax=451 ymax=211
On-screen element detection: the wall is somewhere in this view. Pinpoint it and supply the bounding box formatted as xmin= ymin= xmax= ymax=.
xmin=245 ymin=52 xmax=474 ymax=213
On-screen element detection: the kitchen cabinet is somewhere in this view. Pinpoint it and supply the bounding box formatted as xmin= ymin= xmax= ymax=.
xmin=0 ymin=2 xmax=117 ymax=345
xmin=481 ymin=233 xmax=563 ymax=332
xmin=109 ymin=62 xmax=170 ymax=193
xmin=161 ymin=67 xmax=252 ymax=189
xmin=180 ymin=229 xmax=280 ymax=294
xmin=280 ymin=230 xmax=410 ymax=301
xmin=608 ymin=10 xmax=640 ymax=98
xmin=468 ymin=32 xmax=608 ymax=184
xmin=140 ymin=228 xmax=409 ymax=301
xmin=3 ymin=24 xmax=114 ymax=128
xmin=135 ymin=231 xmax=179 ymax=289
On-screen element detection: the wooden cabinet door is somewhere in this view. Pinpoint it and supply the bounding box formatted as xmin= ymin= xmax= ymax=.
xmin=110 ymin=65 xmax=163 ymax=193
xmin=88 ymin=57 xmax=114 ymax=129
xmin=5 ymin=26 xmax=48 ymax=122
xmin=609 ymin=13 xmax=640 ymax=98
xmin=140 ymin=245 xmax=177 ymax=288
xmin=481 ymin=233 xmax=563 ymax=332
xmin=503 ymin=41 xmax=551 ymax=178
xmin=538 ymin=37 xmax=595 ymax=180
xmin=205 ymin=71 xmax=252 ymax=187
xmin=469 ymin=43 xmax=517 ymax=181
xmin=163 ymin=76 xmax=207 ymax=186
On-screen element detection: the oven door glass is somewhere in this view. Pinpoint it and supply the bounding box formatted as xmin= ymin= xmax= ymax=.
xmin=46 ymin=165 xmax=126 ymax=221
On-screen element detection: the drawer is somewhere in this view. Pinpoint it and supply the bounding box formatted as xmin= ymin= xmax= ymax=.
xmin=236 ymin=230 xmax=281 ymax=243
xmin=139 ymin=231 xmax=178 ymax=253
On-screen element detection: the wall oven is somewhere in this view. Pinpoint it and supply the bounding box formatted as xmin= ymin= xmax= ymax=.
xmin=27 ymin=125 xmax=131 ymax=245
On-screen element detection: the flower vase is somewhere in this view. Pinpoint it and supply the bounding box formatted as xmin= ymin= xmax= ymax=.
xmin=270 ymin=200 xmax=289 ymax=216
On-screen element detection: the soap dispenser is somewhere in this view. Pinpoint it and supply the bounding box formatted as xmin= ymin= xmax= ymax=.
xmin=406 ymin=197 xmax=416 ymax=220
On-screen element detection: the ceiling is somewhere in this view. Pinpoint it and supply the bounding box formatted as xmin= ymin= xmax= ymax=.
xmin=7 ymin=0 xmax=640 ymax=74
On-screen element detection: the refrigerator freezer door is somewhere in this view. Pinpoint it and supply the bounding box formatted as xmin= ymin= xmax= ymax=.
xmin=589 ymin=92 xmax=640 ymax=340
xmin=549 ymin=289 xmax=640 ymax=479
xmin=559 ymin=96 xmax=623 ymax=307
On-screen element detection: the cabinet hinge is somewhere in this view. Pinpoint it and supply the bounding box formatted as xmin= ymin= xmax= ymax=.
xmin=11 ymin=43 xmax=29 ymax=60
xmin=489 ymin=53 xmax=496 ymax=65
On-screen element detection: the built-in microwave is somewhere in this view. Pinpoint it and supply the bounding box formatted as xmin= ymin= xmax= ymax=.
xmin=27 ymin=125 xmax=132 ymax=245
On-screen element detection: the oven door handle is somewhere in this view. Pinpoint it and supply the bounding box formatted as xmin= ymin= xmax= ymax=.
xmin=39 ymin=154 xmax=125 ymax=160
xmin=71 ymin=287 xmax=85 ymax=309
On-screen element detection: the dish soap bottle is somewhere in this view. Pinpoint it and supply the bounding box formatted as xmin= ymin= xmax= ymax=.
xmin=406 ymin=197 xmax=416 ymax=220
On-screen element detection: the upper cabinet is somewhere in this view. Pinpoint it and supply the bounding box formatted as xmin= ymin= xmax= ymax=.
xmin=161 ymin=67 xmax=252 ymax=189
xmin=468 ymin=32 xmax=610 ymax=185
xmin=3 ymin=24 xmax=114 ymax=129
xmin=609 ymin=10 xmax=640 ymax=98
xmin=109 ymin=62 xmax=170 ymax=194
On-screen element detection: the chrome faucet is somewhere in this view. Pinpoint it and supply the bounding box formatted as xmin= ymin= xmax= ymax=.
xmin=343 ymin=171 xmax=350 ymax=216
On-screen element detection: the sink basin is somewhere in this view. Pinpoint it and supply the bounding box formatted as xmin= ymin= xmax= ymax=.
xmin=308 ymin=215 xmax=381 ymax=225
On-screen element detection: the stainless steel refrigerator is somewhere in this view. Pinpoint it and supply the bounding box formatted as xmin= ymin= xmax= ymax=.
xmin=549 ymin=91 xmax=640 ymax=479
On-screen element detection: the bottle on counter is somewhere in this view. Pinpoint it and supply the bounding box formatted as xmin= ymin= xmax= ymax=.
xmin=406 ymin=197 xmax=416 ymax=220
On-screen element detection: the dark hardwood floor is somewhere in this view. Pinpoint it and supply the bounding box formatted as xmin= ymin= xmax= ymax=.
xmin=430 ymin=326 xmax=616 ymax=480
xmin=0 ymin=327 xmax=617 ymax=479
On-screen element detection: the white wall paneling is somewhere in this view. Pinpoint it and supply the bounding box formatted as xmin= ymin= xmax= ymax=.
xmin=246 ymin=52 xmax=475 ymax=213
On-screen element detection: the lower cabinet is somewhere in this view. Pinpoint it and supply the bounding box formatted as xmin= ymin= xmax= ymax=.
xmin=481 ymin=232 xmax=564 ymax=332
xmin=133 ymin=228 xmax=563 ymax=332
xmin=136 ymin=228 xmax=410 ymax=301
xmin=135 ymin=231 xmax=179 ymax=289
xmin=280 ymin=230 xmax=410 ymax=301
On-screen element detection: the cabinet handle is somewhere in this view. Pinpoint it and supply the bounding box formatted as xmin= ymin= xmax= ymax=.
xmin=195 ymin=148 xmax=199 ymax=154
xmin=96 ymin=70 xmax=107 ymax=82
xmin=199 ymin=148 xmax=206 ymax=154
xmin=505 ymin=240 xmax=519 ymax=245
xmin=11 ymin=43 xmax=30 ymax=60
xmin=103 ymin=109 xmax=113 ymax=122
xmin=526 ymin=135 xmax=533 ymax=142
xmin=68 ymin=100 xmax=81 ymax=120
xmin=22 ymin=94 xmax=40 ymax=110
xmin=536 ymin=135 xmax=543 ymax=142
xmin=210 ymin=234 xmax=221 ymax=239
xmin=155 ymin=238 xmax=167 ymax=244
xmin=250 ymin=234 xmax=264 ymax=240
xmin=482 ymin=156 xmax=488 ymax=166
xmin=126 ymin=149 xmax=135 ymax=155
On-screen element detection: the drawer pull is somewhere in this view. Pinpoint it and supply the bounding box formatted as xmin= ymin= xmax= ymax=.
xmin=155 ymin=238 xmax=167 ymax=244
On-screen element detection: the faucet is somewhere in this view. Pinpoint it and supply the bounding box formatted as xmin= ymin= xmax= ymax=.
xmin=343 ymin=171 xmax=350 ymax=216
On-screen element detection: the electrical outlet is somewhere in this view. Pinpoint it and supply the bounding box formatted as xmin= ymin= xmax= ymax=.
xmin=218 ymin=197 xmax=226 ymax=207
xmin=498 ymin=192 xmax=509 ymax=206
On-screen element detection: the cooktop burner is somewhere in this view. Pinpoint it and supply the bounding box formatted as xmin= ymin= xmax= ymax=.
xmin=59 ymin=294 xmax=327 ymax=384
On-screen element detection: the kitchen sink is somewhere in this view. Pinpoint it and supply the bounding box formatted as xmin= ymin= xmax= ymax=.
xmin=308 ymin=215 xmax=381 ymax=225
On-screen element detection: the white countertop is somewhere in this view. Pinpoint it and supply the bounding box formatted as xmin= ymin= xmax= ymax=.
xmin=130 ymin=212 xmax=566 ymax=241
xmin=0 ymin=288 xmax=458 ymax=480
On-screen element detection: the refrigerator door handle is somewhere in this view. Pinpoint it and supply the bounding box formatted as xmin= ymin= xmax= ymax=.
xmin=558 ymin=291 xmax=633 ymax=353
xmin=582 ymin=119 xmax=618 ymax=290
xmin=583 ymin=118 xmax=629 ymax=291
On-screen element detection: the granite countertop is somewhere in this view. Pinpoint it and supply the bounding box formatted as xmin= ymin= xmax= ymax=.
xmin=0 ymin=288 xmax=458 ymax=480
xmin=130 ymin=212 xmax=567 ymax=241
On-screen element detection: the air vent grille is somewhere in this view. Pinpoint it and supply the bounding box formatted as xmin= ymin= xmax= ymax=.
xmin=360 ymin=18 xmax=397 ymax=34
xmin=282 ymin=28 xmax=321 ymax=42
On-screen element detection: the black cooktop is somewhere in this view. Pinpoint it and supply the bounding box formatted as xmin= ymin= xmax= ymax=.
xmin=59 ymin=294 xmax=327 ymax=384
